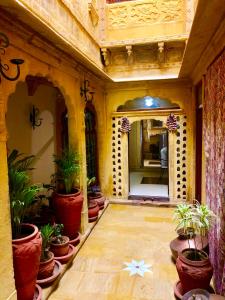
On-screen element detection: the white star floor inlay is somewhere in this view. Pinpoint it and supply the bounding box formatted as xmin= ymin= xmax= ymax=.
xmin=123 ymin=260 xmax=152 ymax=277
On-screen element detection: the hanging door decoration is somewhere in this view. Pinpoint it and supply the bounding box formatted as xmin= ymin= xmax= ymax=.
xmin=166 ymin=113 xmax=179 ymax=132
xmin=119 ymin=117 xmax=131 ymax=133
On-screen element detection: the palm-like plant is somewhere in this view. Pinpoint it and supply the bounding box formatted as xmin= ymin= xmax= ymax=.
xmin=40 ymin=224 xmax=55 ymax=261
xmin=8 ymin=150 xmax=40 ymax=238
xmin=53 ymin=148 xmax=80 ymax=194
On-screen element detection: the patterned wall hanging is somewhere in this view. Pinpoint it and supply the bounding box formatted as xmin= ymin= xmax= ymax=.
xmin=166 ymin=113 xmax=179 ymax=132
xmin=119 ymin=117 xmax=131 ymax=133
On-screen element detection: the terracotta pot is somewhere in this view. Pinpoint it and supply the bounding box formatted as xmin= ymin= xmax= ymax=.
xmin=50 ymin=236 xmax=70 ymax=257
xmin=170 ymin=229 xmax=208 ymax=260
xmin=54 ymin=244 xmax=76 ymax=264
xmin=12 ymin=224 xmax=42 ymax=300
xmin=176 ymin=248 xmax=213 ymax=294
xmin=53 ymin=189 xmax=83 ymax=239
xmin=37 ymin=251 xmax=55 ymax=280
xmin=88 ymin=199 xmax=99 ymax=222
xmin=88 ymin=192 xmax=105 ymax=210
xmin=182 ymin=288 xmax=210 ymax=299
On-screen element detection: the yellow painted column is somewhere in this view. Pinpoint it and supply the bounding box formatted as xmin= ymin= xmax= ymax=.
xmin=67 ymin=82 xmax=88 ymax=234
xmin=0 ymin=96 xmax=17 ymax=299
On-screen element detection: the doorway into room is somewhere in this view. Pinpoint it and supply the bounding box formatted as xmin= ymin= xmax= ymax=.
xmin=128 ymin=119 xmax=169 ymax=199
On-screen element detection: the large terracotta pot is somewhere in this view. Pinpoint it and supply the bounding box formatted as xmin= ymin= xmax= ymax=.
xmin=170 ymin=229 xmax=208 ymax=260
xmin=12 ymin=224 xmax=42 ymax=300
xmin=37 ymin=251 xmax=55 ymax=280
xmin=88 ymin=192 xmax=105 ymax=210
xmin=53 ymin=189 xmax=83 ymax=239
xmin=88 ymin=199 xmax=99 ymax=222
xmin=50 ymin=236 xmax=70 ymax=257
xmin=176 ymin=248 xmax=213 ymax=294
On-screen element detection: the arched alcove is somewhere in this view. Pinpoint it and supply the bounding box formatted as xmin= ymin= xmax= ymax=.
xmin=6 ymin=77 xmax=68 ymax=186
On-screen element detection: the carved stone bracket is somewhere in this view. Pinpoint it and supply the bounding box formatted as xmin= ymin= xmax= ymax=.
xmin=158 ymin=42 xmax=165 ymax=64
xmin=126 ymin=45 xmax=133 ymax=65
xmin=101 ymin=48 xmax=110 ymax=66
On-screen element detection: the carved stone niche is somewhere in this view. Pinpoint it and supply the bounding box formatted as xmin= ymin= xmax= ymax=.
xmin=88 ymin=0 xmax=99 ymax=26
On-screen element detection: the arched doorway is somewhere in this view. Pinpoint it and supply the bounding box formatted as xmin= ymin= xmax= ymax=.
xmin=6 ymin=75 xmax=68 ymax=185
xmin=111 ymin=96 xmax=188 ymax=202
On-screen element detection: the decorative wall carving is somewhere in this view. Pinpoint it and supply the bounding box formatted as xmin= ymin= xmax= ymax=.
xmin=111 ymin=117 xmax=123 ymax=198
xmin=19 ymin=0 xmax=102 ymax=67
xmin=107 ymin=41 xmax=185 ymax=75
xmin=107 ymin=0 xmax=185 ymax=28
xmin=175 ymin=115 xmax=188 ymax=201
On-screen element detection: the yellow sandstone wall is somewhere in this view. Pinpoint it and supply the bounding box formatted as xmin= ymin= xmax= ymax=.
xmin=0 ymin=17 xmax=106 ymax=298
xmin=103 ymin=80 xmax=196 ymax=202
xmin=8 ymin=0 xmax=104 ymax=68
xmin=103 ymin=0 xmax=192 ymax=43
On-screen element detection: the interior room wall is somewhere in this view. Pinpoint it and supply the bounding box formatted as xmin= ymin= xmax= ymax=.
xmin=128 ymin=121 xmax=141 ymax=170
xmin=6 ymin=83 xmax=58 ymax=185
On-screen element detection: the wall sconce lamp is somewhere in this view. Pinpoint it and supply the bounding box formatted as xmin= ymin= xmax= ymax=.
xmin=30 ymin=105 xmax=42 ymax=129
xmin=0 ymin=32 xmax=24 ymax=83
xmin=80 ymin=79 xmax=94 ymax=102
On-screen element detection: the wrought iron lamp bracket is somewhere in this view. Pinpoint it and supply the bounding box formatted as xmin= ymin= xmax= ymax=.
xmin=0 ymin=32 xmax=24 ymax=83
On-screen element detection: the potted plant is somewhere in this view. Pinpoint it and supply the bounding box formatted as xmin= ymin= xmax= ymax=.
xmin=170 ymin=203 xmax=208 ymax=260
xmin=87 ymin=177 xmax=100 ymax=222
xmin=87 ymin=176 xmax=105 ymax=209
xmin=52 ymin=148 xmax=83 ymax=244
xmin=8 ymin=149 xmax=42 ymax=300
xmin=174 ymin=201 xmax=216 ymax=295
xmin=37 ymin=224 xmax=55 ymax=280
xmin=50 ymin=224 xmax=69 ymax=257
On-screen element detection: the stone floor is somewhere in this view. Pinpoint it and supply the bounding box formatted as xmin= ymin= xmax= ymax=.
xmin=48 ymin=204 xmax=178 ymax=300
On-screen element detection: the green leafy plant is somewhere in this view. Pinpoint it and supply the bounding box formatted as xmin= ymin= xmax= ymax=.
xmin=8 ymin=150 xmax=41 ymax=239
xmin=51 ymin=223 xmax=64 ymax=244
xmin=53 ymin=148 xmax=80 ymax=194
xmin=87 ymin=177 xmax=96 ymax=193
xmin=40 ymin=224 xmax=54 ymax=261
xmin=173 ymin=201 xmax=216 ymax=260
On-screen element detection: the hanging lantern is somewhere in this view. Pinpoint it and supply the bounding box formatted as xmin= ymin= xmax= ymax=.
xmin=166 ymin=113 xmax=178 ymax=132
xmin=119 ymin=117 xmax=131 ymax=133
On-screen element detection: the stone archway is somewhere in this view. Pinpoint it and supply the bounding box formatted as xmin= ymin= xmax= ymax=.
xmin=111 ymin=108 xmax=188 ymax=203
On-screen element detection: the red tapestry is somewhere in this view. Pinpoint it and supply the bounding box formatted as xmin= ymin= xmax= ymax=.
xmin=203 ymin=49 xmax=225 ymax=294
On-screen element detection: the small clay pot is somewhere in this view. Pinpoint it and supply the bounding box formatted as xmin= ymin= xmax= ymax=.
xmin=88 ymin=192 xmax=105 ymax=210
xmin=88 ymin=200 xmax=99 ymax=222
xmin=38 ymin=251 xmax=55 ymax=280
xmin=176 ymin=248 xmax=213 ymax=294
xmin=170 ymin=229 xmax=208 ymax=260
xmin=50 ymin=236 xmax=70 ymax=257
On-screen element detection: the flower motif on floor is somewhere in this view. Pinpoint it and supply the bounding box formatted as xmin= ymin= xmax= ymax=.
xmin=123 ymin=260 xmax=152 ymax=277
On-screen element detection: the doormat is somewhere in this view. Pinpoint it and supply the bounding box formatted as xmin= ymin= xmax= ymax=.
xmin=128 ymin=195 xmax=169 ymax=202
xmin=141 ymin=177 xmax=168 ymax=185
